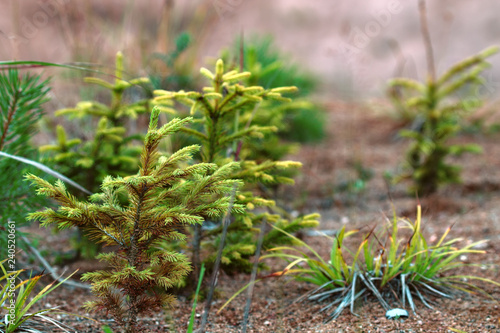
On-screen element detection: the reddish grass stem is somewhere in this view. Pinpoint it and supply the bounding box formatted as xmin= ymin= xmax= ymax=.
xmin=418 ymin=0 xmax=436 ymax=82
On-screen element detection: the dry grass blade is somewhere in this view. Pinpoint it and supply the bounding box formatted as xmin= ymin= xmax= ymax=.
xmin=418 ymin=281 xmax=453 ymax=299
xmin=200 ymin=184 xmax=238 ymax=331
xmin=241 ymin=216 xmax=267 ymax=333
xmin=349 ymin=272 xmax=358 ymax=314
xmin=358 ymin=273 xmax=390 ymax=311
xmin=325 ymin=289 xmax=366 ymax=322
xmin=404 ymin=283 xmax=416 ymax=314
xmin=318 ymin=295 xmax=344 ymax=313
xmin=412 ymin=284 xmax=434 ymax=310
xmin=19 ymin=312 xmax=77 ymax=333
xmin=295 ymin=280 xmax=337 ymax=304
xmin=0 ymin=152 xmax=91 ymax=195
xmin=308 ymin=287 xmax=345 ymax=301
xmin=21 ymin=235 xmax=90 ymax=290
xmin=401 ymin=273 xmax=406 ymax=308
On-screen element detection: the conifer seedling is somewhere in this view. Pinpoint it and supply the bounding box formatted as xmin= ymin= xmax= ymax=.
xmin=389 ymin=46 xmax=499 ymax=195
xmin=27 ymin=107 xmax=243 ymax=332
xmin=40 ymin=52 xmax=173 ymax=260
xmin=40 ymin=51 xmax=174 ymax=194
xmin=154 ymin=59 xmax=320 ymax=274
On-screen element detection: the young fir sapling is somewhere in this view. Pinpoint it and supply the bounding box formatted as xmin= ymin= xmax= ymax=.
xmin=154 ymin=59 xmax=320 ymax=274
xmin=40 ymin=52 xmax=173 ymax=194
xmin=27 ymin=108 xmax=244 ymax=332
xmin=389 ymin=46 xmax=499 ymax=195
xmin=220 ymin=35 xmax=326 ymax=162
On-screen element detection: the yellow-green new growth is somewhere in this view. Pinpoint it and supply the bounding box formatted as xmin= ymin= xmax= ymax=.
xmin=154 ymin=59 xmax=319 ymax=274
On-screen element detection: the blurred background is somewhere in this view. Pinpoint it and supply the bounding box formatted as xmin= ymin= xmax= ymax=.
xmin=2 ymin=0 xmax=500 ymax=100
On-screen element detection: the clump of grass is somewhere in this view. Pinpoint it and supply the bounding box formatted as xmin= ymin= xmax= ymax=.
xmin=256 ymin=205 xmax=499 ymax=321
xmin=0 ymin=259 xmax=82 ymax=332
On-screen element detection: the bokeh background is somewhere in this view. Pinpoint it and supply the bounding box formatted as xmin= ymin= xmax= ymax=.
xmin=2 ymin=0 xmax=500 ymax=100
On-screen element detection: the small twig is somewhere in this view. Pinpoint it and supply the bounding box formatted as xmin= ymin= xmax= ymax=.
xmin=21 ymin=235 xmax=91 ymax=290
xmin=198 ymin=184 xmax=238 ymax=332
xmin=234 ymin=102 xmax=261 ymax=160
xmin=239 ymin=29 xmax=244 ymax=72
xmin=418 ymin=0 xmax=436 ymax=82
xmin=241 ymin=217 xmax=267 ymax=333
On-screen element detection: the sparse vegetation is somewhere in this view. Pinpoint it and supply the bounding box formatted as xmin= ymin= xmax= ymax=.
xmin=1 ymin=1 xmax=499 ymax=331
xmin=251 ymin=205 xmax=499 ymax=321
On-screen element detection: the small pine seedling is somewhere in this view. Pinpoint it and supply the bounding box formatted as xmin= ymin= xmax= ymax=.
xmin=389 ymin=46 xmax=499 ymax=195
xmin=27 ymin=107 xmax=243 ymax=332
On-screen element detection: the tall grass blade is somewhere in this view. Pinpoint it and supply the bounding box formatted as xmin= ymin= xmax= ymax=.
xmin=405 ymin=283 xmax=416 ymax=313
xmin=187 ymin=264 xmax=205 ymax=333
xmin=0 ymin=60 xmax=102 ymax=75
xmin=241 ymin=217 xmax=267 ymax=333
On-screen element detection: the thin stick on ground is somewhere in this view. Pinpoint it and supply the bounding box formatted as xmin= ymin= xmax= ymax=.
xmin=198 ymin=185 xmax=238 ymax=332
xmin=241 ymin=217 xmax=267 ymax=333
